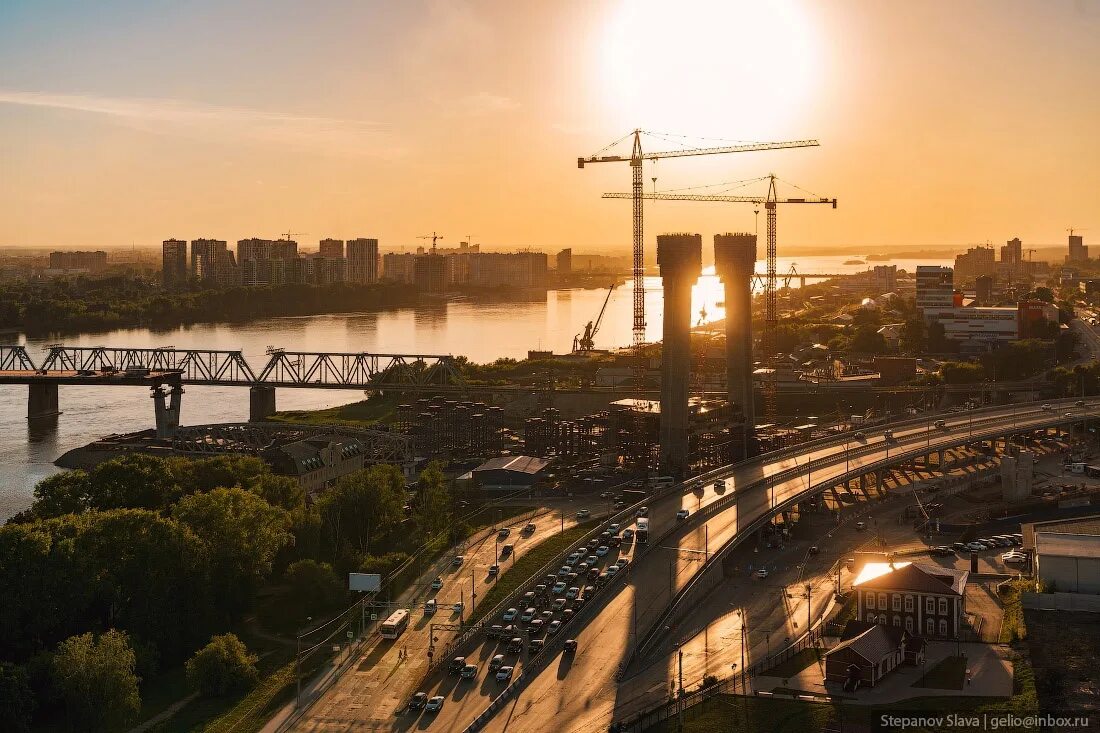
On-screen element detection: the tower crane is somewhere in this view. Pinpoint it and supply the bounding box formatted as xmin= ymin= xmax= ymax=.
xmin=280 ymin=230 xmax=305 ymax=241
xmin=573 ymin=283 xmax=616 ymax=352
xmin=578 ymin=130 xmax=819 ymax=349
xmin=418 ymin=232 xmax=444 ymax=254
xmin=602 ymin=175 xmax=836 ymax=423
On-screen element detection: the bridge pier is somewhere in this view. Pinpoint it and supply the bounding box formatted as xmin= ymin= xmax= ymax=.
xmin=28 ymin=383 xmax=60 ymax=419
xmin=249 ymin=386 xmax=277 ymax=422
xmin=152 ymin=383 xmax=184 ymax=438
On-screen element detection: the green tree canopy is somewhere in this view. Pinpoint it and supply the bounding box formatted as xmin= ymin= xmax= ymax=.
xmin=0 ymin=662 xmax=35 ymax=733
xmin=284 ymin=559 xmax=344 ymax=616
xmin=52 ymin=630 xmax=140 ymax=732
xmin=173 ymin=488 xmax=292 ymax=620
xmin=315 ymin=465 xmax=406 ymax=570
xmin=415 ymin=462 xmax=452 ymax=538
xmin=185 ymin=633 xmax=258 ymax=698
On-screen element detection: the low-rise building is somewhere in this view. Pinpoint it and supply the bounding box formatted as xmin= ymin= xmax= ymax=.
xmin=1035 ymin=532 xmax=1100 ymax=594
xmin=267 ymin=434 xmax=367 ymax=494
xmin=853 ymin=562 xmax=968 ymax=639
xmin=465 ymin=455 xmax=552 ymax=491
xmin=824 ymin=620 xmax=926 ymax=689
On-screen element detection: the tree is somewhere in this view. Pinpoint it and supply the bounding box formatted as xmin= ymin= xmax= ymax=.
xmin=26 ymin=471 xmax=92 ymax=520
xmin=0 ymin=662 xmax=35 ymax=733
xmin=416 ymin=462 xmax=452 ymax=539
xmin=52 ymin=630 xmax=140 ymax=732
xmin=1035 ymin=286 xmax=1055 ymax=304
xmin=899 ymin=318 xmax=927 ymax=355
xmin=173 ymin=488 xmax=291 ymax=620
xmin=185 ymin=633 xmax=258 ymax=697
xmin=315 ymin=466 xmax=406 ymax=569
xmin=941 ymin=361 xmax=986 ymax=384
xmin=849 ymin=325 xmax=887 ymax=354
xmin=284 ymin=560 xmax=344 ymax=616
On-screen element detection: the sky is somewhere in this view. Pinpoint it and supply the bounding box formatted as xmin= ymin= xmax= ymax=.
xmin=1 ymin=0 xmax=1099 ymax=254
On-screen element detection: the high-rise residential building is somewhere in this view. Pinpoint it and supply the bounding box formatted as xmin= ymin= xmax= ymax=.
xmin=347 ymin=238 xmax=379 ymax=284
xmin=467 ymin=252 xmax=548 ymax=287
xmin=48 ymin=250 xmax=108 ymax=272
xmin=295 ymin=254 xmax=347 ymax=285
xmin=191 ymin=239 xmax=238 ymax=288
xmin=381 ymin=252 xmax=415 ymax=284
xmin=236 ymin=238 xmax=297 ymax=285
xmin=162 ymin=239 xmax=188 ymax=287
xmin=414 ymin=253 xmax=448 ymax=293
xmin=975 ymin=274 xmax=995 ymax=304
xmin=557 ymin=248 xmax=572 ymax=274
xmin=953 ymin=246 xmax=995 ymax=285
xmin=916 ymin=265 xmax=954 ymax=315
xmin=871 ymin=265 xmax=897 ymax=292
xmin=1068 ymin=233 xmax=1089 ymax=263
xmin=319 ymin=238 xmax=345 ymax=259
xmin=1001 ymin=237 xmax=1022 ymax=266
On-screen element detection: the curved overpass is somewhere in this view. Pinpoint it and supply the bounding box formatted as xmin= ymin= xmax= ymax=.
xmin=319 ymin=397 xmax=1097 ymax=733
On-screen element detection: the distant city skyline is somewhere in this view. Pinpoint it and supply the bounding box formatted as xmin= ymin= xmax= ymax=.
xmin=2 ymin=1 xmax=1099 ymax=251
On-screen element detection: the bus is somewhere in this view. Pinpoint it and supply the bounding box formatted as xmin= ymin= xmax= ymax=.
xmin=635 ymin=518 xmax=650 ymax=544
xmin=380 ymin=609 xmax=410 ymax=640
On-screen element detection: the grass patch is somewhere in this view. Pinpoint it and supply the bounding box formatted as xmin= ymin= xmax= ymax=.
xmin=468 ymin=520 xmax=599 ymax=624
xmin=998 ymin=578 xmax=1030 ymax=642
xmin=912 ymin=655 xmax=967 ymax=690
xmin=269 ymin=393 xmax=401 ymax=427
xmin=764 ymin=647 xmax=822 ymax=678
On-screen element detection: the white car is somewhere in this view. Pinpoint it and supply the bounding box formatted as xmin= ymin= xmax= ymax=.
xmin=1002 ymin=552 xmax=1027 ymax=563
xmin=576 ymin=509 xmax=591 ymax=519
xmin=425 ymin=695 xmax=445 ymax=713
xmin=756 ymin=568 xmax=769 ymax=579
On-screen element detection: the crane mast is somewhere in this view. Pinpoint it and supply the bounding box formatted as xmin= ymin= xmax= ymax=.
xmin=631 ymin=131 xmax=645 ymax=347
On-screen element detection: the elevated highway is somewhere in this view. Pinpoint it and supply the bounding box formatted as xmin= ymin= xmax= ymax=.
xmin=380 ymin=397 xmax=1098 ymax=733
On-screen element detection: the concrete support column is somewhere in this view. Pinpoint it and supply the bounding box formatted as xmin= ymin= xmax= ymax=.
xmin=713 ymin=233 xmax=758 ymax=460
xmin=876 ymin=468 xmax=885 ymax=495
xmin=28 ymin=383 xmax=60 ymax=419
xmin=152 ymin=383 xmax=184 ymax=439
xmin=249 ymin=385 xmax=277 ymax=422
xmin=859 ymin=473 xmax=868 ymax=497
xmin=657 ymin=233 xmax=702 ymax=477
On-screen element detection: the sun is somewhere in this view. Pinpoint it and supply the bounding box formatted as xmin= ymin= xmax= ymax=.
xmin=599 ymin=0 xmax=821 ymax=137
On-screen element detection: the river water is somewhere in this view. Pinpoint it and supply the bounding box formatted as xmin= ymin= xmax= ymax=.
xmin=0 ymin=255 xmax=946 ymax=520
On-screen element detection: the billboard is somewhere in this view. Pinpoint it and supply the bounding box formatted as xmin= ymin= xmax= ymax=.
xmin=348 ymin=572 xmax=382 ymax=593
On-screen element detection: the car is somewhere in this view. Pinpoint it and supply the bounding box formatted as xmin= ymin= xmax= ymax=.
xmin=855 ymin=521 xmax=867 ymax=531
xmin=576 ymin=562 xmax=590 ymax=574
xmin=452 ymin=555 xmax=464 ymax=566
xmin=520 ymin=607 xmax=537 ymax=623
xmin=547 ymin=620 xmax=562 ymax=636
xmin=452 ymin=601 xmax=464 ymax=614
xmin=409 ymin=692 xmax=428 ymax=710
xmin=600 ymin=531 xmax=613 ymax=541
xmin=1042 ymin=404 xmax=1052 ymax=411
xmin=676 ymin=509 xmax=690 ymax=521
xmin=587 ymin=567 xmax=601 ymax=581
xmin=449 ymin=656 xmax=467 ymax=675
xmin=1076 ymin=399 xmax=1086 ymax=407
xmin=507 ymin=637 xmax=524 ymax=653
xmin=425 ymin=695 xmax=445 ymax=713
xmin=596 ymin=545 xmax=610 ymax=557
xmin=622 ymin=529 xmax=635 ymax=543
xmin=424 ymin=599 xmax=437 ymax=615
xmin=994 ymin=538 xmax=1013 ymax=547
xmin=587 ymin=538 xmax=600 ymax=549
xmin=528 ymin=638 xmax=545 ymax=653
xmin=583 ymin=554 xmax=596 ymax=565
xmin=576 ymin=509 xmax=591 ymax=519
xmin=496 ymin=666 xmax=514 ymax=682
xmin=489 ymin=654 xmax=505 ymax=671
xmin=930 ymin=546 xmax=954 ymax=556
xmin=934 ymin=419 xmax=947 ymax=429
xmin=600 ymin=491 xmax=613 ymax=499
xmin=756 ymin=568 xmax=769 ymax=579
xmin=488 ymin=624 xmax=504 ymax=639
xmin=566 ymin=586 xmax=580 ymax=600
xmin=488 ymin=564 xmax=500 ymax=576
xmin=606 ymin=565 xmax=620 ymax=576
xmin=544 ymin=574 xmax=557 ymax=586
xmin=615 ymin=558 xmax=629 ymax=569
xmin=965 ymin=542 xmax=985 ymax=552
xmin=540 ymin=610 xmax=554 ymax=622
xmin=713 ymin=480 xmax=725 ymax=491
xmin=952 ymin=542 xmax=967 ymax=551
xmin=1003 ymin=554 xmax=1027 ymax=564
xmin=498 ymin=528 xmax=510 ymax=539
xmin=461 ymin=663 xmax=478 ymax=679
xmin=500 ymin=544 xmax=514 ymax=557
xmin=430 ymin=576 xmax=443 ymax=591
xmin=637 ymin=506 xmax=649 ymax=518
xmin=853 ymin=431 xmax=866 ymax=440
xmin=1066 ymin=413 xmax=1075 ymax=419
xmin=522 ymin=523 xmax=536 ymax=534
xmin=566 ymin=572 xmax=579 ymax=584
xmin=523 ymin=591 xmax=537 ymax=605
xmin=609 ymin=536 xmax=622 ymax=547
xmin=552 ymin=581 xmax=567 ymax=595
xmin=608 ymin=523 xmax=621 ymax=534
xmin=883 ymin=429 xmax=894 ymax=441
xmin=502 ymin=608 xmax=519 ymax=622
xmin=527 ymin=618 xmax=545 ymax=635
xmin=596 ymin=571 xmax=609 ymax=586
xmin=502 ymin=623 xmax=515 ymax=638
xmin=534 ymin=583 xmax=547 ymax=595
xmin=564 ymin=639 xmax=578 ymax=653
xmin=552 ymin=597 xmax=567 ymax=611
xmin=558 ymin=566 xmax=571 ymax=577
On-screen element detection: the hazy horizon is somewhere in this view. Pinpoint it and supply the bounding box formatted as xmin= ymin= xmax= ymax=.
xmin=2 ymin=1 xmax=1099 ymax=252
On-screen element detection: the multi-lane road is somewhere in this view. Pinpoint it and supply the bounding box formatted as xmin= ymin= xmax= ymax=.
xmin=296 ymin=397 xmax=1100 ymax=733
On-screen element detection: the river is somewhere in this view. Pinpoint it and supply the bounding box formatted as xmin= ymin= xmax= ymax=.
xmin=0 ymin=255 xmax=947 ymax=520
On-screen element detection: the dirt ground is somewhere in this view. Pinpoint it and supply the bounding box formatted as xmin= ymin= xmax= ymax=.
xmin=1023 ymin=608 xmax=1100 ymax=714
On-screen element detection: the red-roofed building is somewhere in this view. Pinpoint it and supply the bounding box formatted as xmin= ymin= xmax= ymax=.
xmin=853 ymin=562 xmax=968 ymax=639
